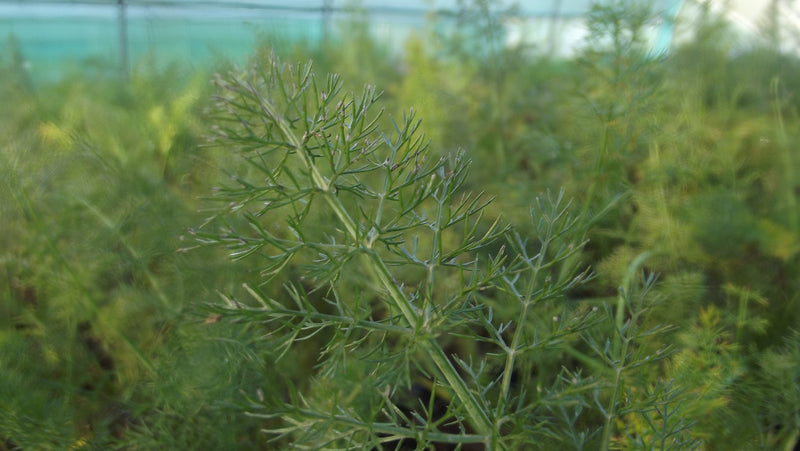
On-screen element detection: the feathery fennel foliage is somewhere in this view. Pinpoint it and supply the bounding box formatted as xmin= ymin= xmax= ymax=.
xmin=191 ymin=54 xmax=613 ymax=449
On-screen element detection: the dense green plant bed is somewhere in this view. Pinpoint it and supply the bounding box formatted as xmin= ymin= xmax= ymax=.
xmin=1 ymin=2 xmax=799 ymax=449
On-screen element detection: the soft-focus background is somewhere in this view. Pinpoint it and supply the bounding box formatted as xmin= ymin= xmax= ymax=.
xmin=2 ymin=0 xmax=799 ymax=449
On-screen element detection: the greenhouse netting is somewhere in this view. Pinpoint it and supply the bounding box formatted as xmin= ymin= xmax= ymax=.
xmin=5 ymin=0 xmax=794 ymax=83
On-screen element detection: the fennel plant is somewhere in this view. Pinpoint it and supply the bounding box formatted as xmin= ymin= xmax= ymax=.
xmin=192 ymin=54 xmax=603 ymax=449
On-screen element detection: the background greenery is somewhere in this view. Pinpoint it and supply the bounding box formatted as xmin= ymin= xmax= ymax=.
xmin=1 ymin=1 xmax=799 ymax=449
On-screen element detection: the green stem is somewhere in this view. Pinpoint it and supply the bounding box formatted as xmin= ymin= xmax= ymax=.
xmin=250 ymin=406 xmax=488 ymax=445
xmin=365 ymin=253 xmax=493 ymax=437
xmin=499 ymin=235 xmax=550 ymax=411
xmin=600 ymin=361 xmax=627 ymax=451
xmin=580 ymin=115 xmax=612 ymax=222
xmin=614 ymin=251 xmax=655 ymax=356
xmin=771 ymin=77 xmax=797 ymax=230
xmin=272 ymin=99 xmax=495 ymax=438
xmin=602 ymin=251 xmax=657 ymax=451
xmin=78 ymin=197 xmax=171 ymax=309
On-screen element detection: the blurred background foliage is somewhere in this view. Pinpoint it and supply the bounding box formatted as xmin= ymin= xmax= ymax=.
xmin=1 ymin=0 xmax=799 ymax=448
